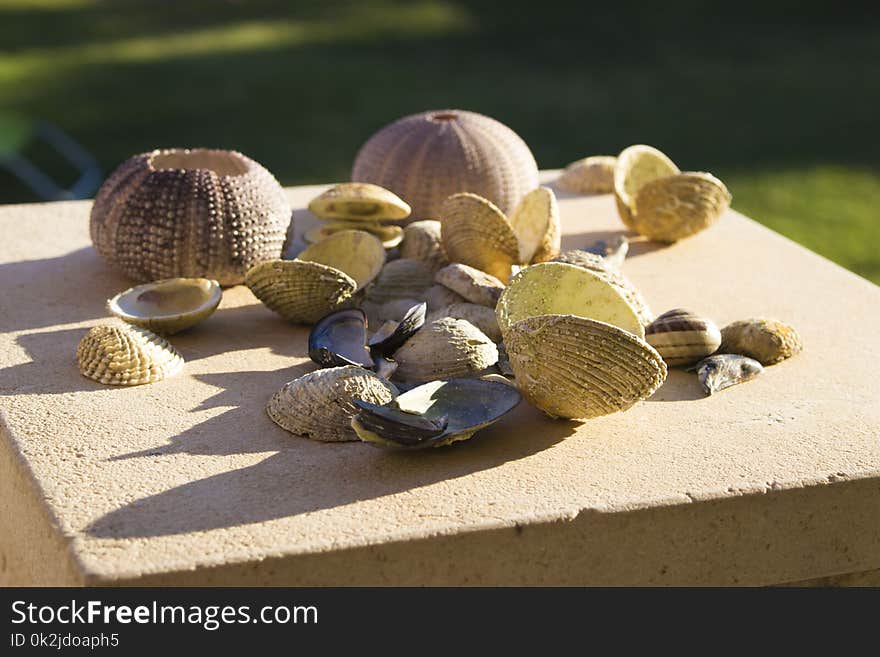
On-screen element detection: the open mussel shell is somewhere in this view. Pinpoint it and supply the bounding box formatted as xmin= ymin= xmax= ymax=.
xmin=496 ymin=262 xmax=645 ymax=339
xmin=369 ymin=301 xmax=427 ymax=357
xmin=556 ymin=155 xmax=616 ymax=195
xmin=107 ymin=277 xmax=221 ymax=335
xmin=507 ymin=186 xmax=560 ymax=264
xmin=308 ymin=182 xmax=411 ymax=221
xmin=719 ymin=318 xmax=802 ymax=365
xmin=633 ymin=172 xmax=731 ymax=242
xmin=77 ymin=324 xmax=184 ymax=386
xmin=613 ymin=144 xmax=680 ymax=231
xmin=399 ymin=220 xmax=448 ymax=272
xmin=304 ymin=221 xmax=404 ymax=249
xmin=645 ymin=308 xmax=721 ymax=367
xmin=351 ymin=379 xmax=521 ymax=449
xmin=309 ymin=308 xmax=373 ymax=368
xmin=691 ymin=354 xmax=763 ymax=395
xmin=392 ymin=317 xmax=498 ymax=383
xmin=504 ymin=314 xmax=667 ymax=419
xmin=297 ymin=229 xmax=385 ymax=289
xmin=365 ymin=258 xmax=434 ymax=303
xmin=267 ymin=365 xmax=399 ymax=442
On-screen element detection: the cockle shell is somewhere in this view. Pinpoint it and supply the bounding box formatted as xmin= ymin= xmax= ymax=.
xmin=428 ymin=302 xmax=502 ymax=342
xmin=392 ymin=318 xmax=498 ymax=383
xmin=645 ymin=309 xmax=722 ymax=367
xmin=399 ymin=220 xmax=449 ymax=272
xmin=504 ymin=314 xmax=667 ymax=419
xmin=692 ymin=354 xmax=763 ymax=395
xmin=297 ymin=229 xmax=385 ymax=289
xmin=507 ymin=186 xmax=561 ymax=264
xmin=365 ymin=258 xmax=434 ymax=303
xmin=352 ymin=109 xmax=539 ymax=221
xmin=107 ymin=277 xmax=221 ymax=335
xmin=556 ymin=156 xmax=617 ymax=195
xmin=614 ymin=144 xmax=680 ymax=231
xmin=308 ymin=182 xmax=411 ymax=221
xmin=434 ymin=263 xmax=505 ymax=308
xmin=719 ymin=318 xmax=803 ymax=365
xmin=267 ymin=365 xmax=399 ymax=442
xmin=304 ymin=221 xmax=404 ymax=249
xmin=77 ymin=324 xmax=184 ymax=386
xmin=421 ymin=284 xmax=467 ymax=311
xmin=90 ymin=148 xmax=290 ymax=285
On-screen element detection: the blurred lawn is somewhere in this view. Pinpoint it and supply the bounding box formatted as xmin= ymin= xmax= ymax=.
xmin=1 ymin=0 xmax=878 ymax=281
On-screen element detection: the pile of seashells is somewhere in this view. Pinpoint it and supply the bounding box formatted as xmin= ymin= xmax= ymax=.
xmin=77 ymin=142 xmax=802 ymax=450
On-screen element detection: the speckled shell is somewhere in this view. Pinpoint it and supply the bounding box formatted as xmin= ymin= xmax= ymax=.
xmin=440 ymin=192 xmax=520 ymax=282
xmin=365 ymin=258 xmax=434 ymax=303
xmin=645 ymin=308 xmax=722 ymax=367
xmin=552 ymin=250 xmax=653 ymax=326
xmin=352 ymin=109 xmax=539 ymax=221
xmin=245 ymin=259 xmax=358 ymax=324
xmin=428 ymin=302 xmax=502 ymax=342
xmin=266 ymin=366 xmax=399 ymax=442
xmin=434 ymin=263 xmax=504 ymax=308
xmin=297 ymin=229 xmax=385 ymax=289
xmin=556 ymin=156 xmax=617 ymax=194
xmin=633 ymin=172 xmax=731 ymax=242
xmin=303 ymin=221 xmax=404 ymax=249
xmin=719 ymin=318 xmax=803 ymax=365
xmin=90 ymin=148 xmax=291 ymax=285
xmin=504 ymin=314 xmax=667 ymax=419
xmin=613 ymin=145 xmax=680 ymax=231
xmin=308 ymin=182 xmax=410 ymax=221
xmin=508 ymin=186 xmax=561 ymax=263
xmin=77 ymin=324 xmax=184 ymax=386
xmin=399 ymin=220 xmax=449 ymax=272
xmin=393 ymin=318 xmax=499 ymax=382
xmin=421 ymin=284 xmax=466 ymax=311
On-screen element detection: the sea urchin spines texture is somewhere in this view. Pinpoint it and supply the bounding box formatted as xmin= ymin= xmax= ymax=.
xmin=90 ymin=148 xmax=291 ymax=286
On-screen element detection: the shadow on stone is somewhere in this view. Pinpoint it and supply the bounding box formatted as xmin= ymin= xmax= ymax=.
xmin=646 ymin=370 xmax=707 ymax=402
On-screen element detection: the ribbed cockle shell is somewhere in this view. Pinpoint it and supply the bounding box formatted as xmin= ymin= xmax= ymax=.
xmin=645 ymin=309 xmax=722 ymax=367
xmin=392 ymin=318 xmax=498 ymax=382
xmin=507 ymin=186 xmax=561 ymax=263
xmin=365 ymin=258 xmax=434 ymax=303
xmin=77 ymin=324 xmax=184 ymax=386
xmin=427 ymin=302 xmax=502 ymax=342
xmin=719 ymin=318 xmax=803 ymax=365
xmin=297 ymin=229 xmax=386 ymax=289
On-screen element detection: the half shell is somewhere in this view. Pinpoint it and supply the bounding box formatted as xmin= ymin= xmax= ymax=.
xmin=304 ymin=221 xmax=404 ymax=249
xmin=308 ymin=182 xmax=411 ymax=221
xmin=633 ymin=172 xmax=731 ymax=242
xmin=399 ymin=220 xmax=449 ymax=272
xmin=77 ymin=324 xmax=184 ymax=386
xmin=266 ymin=365 xmax=399 ymax=442
xmin=365 ymin=258 xmax=434 ymax=303
xmin=393 ymin=317 xmax=498 ymax=383
xmin=719 ymin=318 xmax=803 ymax=365
xmin=504 ymin=314 xmax=667 ymax=419
xmin=556 ymin=155 xmax=616 ymax=195
xmin=645 ymin=308 xmax=722 ymax=367
xmin=107 ymin=277 xmax=221 ymax=335
xmin=309 ymin=308 xmax=373 ymax=368
xmin=614 ymin=144 xmax=680 ymax=231
xmin=507 ymin=186 xmax=561 ymax=264
xmin=297 ymin=229 xmax=385 ymax=289
xmin=434 ymin=263 xmax=504 ymax=308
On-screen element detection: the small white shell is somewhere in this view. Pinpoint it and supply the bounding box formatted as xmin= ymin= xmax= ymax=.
xmin=556 ymin=156 xmax=616 ymax=194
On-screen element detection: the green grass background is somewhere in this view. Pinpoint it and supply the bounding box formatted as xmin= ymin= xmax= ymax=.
xmin=1 ymin=0 xmax=878 ymax=281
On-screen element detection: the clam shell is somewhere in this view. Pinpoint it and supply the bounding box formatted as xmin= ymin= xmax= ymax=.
xmin=692 ymin=354 xmax=763 ymax=395
xmin=365 ymin=258 xmax=434 ymax=303
xmin=440 ymin=192 xmax=520 ymax=283
xmin=645 ymin=309 xmax=722 ymax=367
xmin=399 ymin=220 xmax=449 ymax=272
xmin=297 ymin=229 xmax=385 ymax=289
xmin=719 ymin=318 xmax=802 ymax=365
xmin=245 ymin=259 xmax=358 ymax=324
xmin=504 ymin=314 xmax=667 ymax=419
xmin=303 ymin=221 xmax=404 ymax=249
xmin=308 ymin=182 xmax=410 ymax=221
xmin=77 ymin=324 xmax=184 ymax=386
xmin=393 ymin=318 xmax=498 ymax=383
xmin=613 ymin=145 xmax=680 ymax=231
xmin=421 ymin=283 xmax=467 ymax=311
xmin=428 ymin=302 xmax=502 ymax=342
xmin=507 ymin=186 xmax=561 ymax=264
xmin=107 ymin=277 xmax=221 ymax=335
xmin=633 ymin=172 xmax=731 ymax=242
xmin=267 ymin=365 xmax=399 ymax=442
xmin=556 ymin=156 xmax=616 ymax=195
xmin=496 ymin=262 xmax=645 ymax=339
xmin=434 ymin=262 xmax=505 ymax=308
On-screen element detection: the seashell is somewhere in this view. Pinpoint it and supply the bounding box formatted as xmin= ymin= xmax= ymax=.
xmin=496 ymin=262 xmax=645 ymax=339
xmin=352 ymin=109 xmax=539 ymax=221
xmin=428 ymin=302 xmax=502 ymax=342
xmin=304 ymin=221 xmax=404 ymax=249
xmin=309 ymin=308 xmax=373 ymax=368
xmin=308 ymin=182 xmax=410 ymax=221
xmin=507 ymin=186 xmax=561 ymax=264
xmin=369 ymin=302 xmax=427 ymax=357
xmin=77 ymin=324 xmax=184 ymax=386
xmin=434 ymin=263 xmax=505 ymax=309
xmin=90 ymin=148 xmax=290 ymax=285
xmin=267 ymin=365 xmax=398 ymax=442
xmin=245 ymin=259 xmax=358 ymax=324
xmin=614 ymin=144 xmax=680 ymax=232
xmin=504 ymin=314 xmax=667 ymax=419
xmin=583 ymin=235 xmax=629 ymax=270
xmin=107 ymin=277 xmax=221 ymax=335
xmin=719 ymin=318 xmax=803 ymax=365
xmin=691 ymin=354 xmax=763 ymax=395
xmin=645 ymin=309 xmax=722 ymax=367
xmin=297 ymin=229 xmax=385 ymax=289
xmin=551 ymin=250 xmax=652 ymax=326
xmin=399 ymin=220 xmax=449 ymax=272
xmin=421 ymin=283 xmax=467 ymax=311
xmin=352 ymin=379 xmax=521 ymax=449
xmin=440 ymin=193 xmax=520 ymax=282
xmin=393 ymin=318 xmax=498 ymax=383
xmin=365 ymin=258 xmax=434 ymax=303
xmin=556 ymin=155 xmax=616 ymax=195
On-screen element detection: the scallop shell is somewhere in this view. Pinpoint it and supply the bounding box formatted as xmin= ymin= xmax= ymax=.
xmin=365 ymin=258 xmax=434 ymax=303
xmin=556 ymin=156 xmax=616 ymax=195
xmin=504 ymin=314 xmax=667 ymax=419
xmin=245 ymin=259 xmax=358 ymax=324
xmin=645 ymin=308 xmax=722 ymax=367
xmin=352 ymin=109 xmax=539 ymax=221
xmin=719 ymin=318 xmax=803 ymax=365
xmin=77 ymin=324 xmax=184 ymax=386
xmin=297 ymin=229 xmax=385 ymax=289
xmin=308 ymin=182 xmax=410 ymax=221
xmin=393 ymin=318 xmax=499 ymax=383
xmin=266 ymin=365 xmax=399 ymax=442
xmin=496 ymin=262 xmax=645 ymax=339
xmin=421 ymin=284 xmax=467 ymax=311
xmin=434 ymin=263 xmax=505 ymax=308
xmin=304 ymin=221 xmax=404 ymax=249
xmin=614 ymin=144 xmax=680 ymax=231
xmin=90 ymin=148 xmax=290 ymax=285
xmin=440 ymin=192 xmax=520 ymax=282
xmin=633 ymin=172 xmax=731 ymax=242
xmin=399 ymin=220 xmax=449 ymax=272
xmin=107 ymin=277 xmax=222 ymax=335
xmin=507 ymin=186 xmax=561 ymax=263
xmin=428 ymin=302 xmax=502 ymax=342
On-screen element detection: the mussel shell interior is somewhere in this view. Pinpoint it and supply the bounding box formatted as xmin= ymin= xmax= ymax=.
xmin=308 ymin=308 xmax=373 ymax=368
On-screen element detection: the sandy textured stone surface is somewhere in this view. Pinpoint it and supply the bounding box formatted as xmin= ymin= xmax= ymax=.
xmin=1 ymin=172 xmax=879 ymax=586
